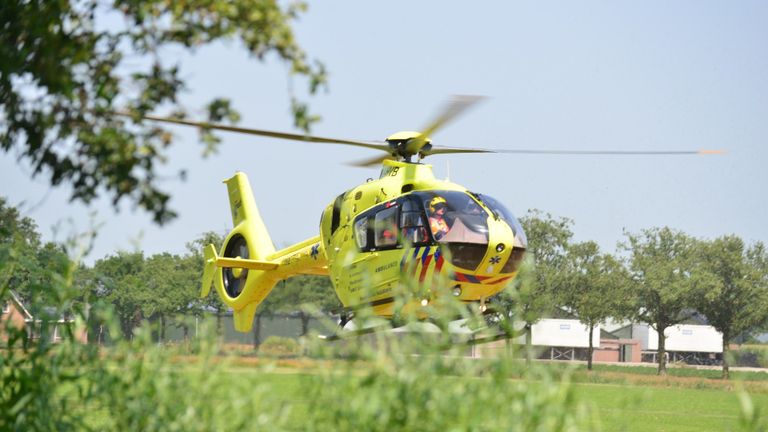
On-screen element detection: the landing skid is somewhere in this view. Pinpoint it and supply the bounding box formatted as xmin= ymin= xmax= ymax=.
xmin=317 ymin=317 xmax=525 ymax=348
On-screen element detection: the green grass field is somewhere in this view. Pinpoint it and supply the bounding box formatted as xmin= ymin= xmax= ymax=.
xmin=197 ymin=363 xmax=767 ymax=432
xmin=575 ymin=383 xmax=767 ymax=431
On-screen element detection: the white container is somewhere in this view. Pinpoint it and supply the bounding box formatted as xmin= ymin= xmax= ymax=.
xmin=528 ymin=318 xmax=601 ymax=348
xmin=647 ymin=324 xmax=723 ymax=353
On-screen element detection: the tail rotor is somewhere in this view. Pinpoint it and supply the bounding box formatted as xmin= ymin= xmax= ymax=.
xmin=222 ymin=234 xmax=250 ymax=298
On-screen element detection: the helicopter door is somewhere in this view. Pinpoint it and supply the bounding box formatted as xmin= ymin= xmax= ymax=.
xmin=367 ymin=203 xmax=402 ymax=300
xmin=347 ymin=201 xmax=403 ymax=303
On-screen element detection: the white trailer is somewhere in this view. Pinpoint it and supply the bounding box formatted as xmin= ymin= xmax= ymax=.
xmin=647 ymin=324 xmax=723 ymax=353
xmin=529 ymin=318 xmax=601 ymax=348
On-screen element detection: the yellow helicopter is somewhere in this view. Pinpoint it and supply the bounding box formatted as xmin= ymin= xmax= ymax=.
xmin=136 ymin=96 xmax=723 ymax=333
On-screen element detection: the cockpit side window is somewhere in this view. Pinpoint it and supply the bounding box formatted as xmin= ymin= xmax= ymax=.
xmin=330 ymin=192 xmax=345 ymax=234
xmin=354 ymin=217 xmax=368 ymax=250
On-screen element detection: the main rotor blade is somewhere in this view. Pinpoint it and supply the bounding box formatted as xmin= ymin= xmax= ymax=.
xmin=491 ymin=149 xmax=727 ymax=155
xmin=426 ymin=146 xmax=726 ymax=156
xmin=406 ymin=95 xmax=486 ymax=154
xmin=119 ymin=112 xmax=391 ymax=152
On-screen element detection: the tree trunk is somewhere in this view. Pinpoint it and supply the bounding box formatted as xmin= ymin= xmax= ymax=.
xmin=657 ymin=326 xmax=668 ymax=376
xmin=300 ymin=312 xmax=310 ymax=337
xmin=587 ymin=324 xmax=594 ymax=371
xmin=122 ymin=313 xmax=136 ymax=340
xmin=252 ymin=313 xmax=262 ymax=349
xmin=525 ymin=323 xmax=533 ymax=366
xmin=130 ymin=308 xmax=142 ymax=340
xmin=159 ymin=314 xmax=165 ymax=344
xmin=721 ymin=332 xmax=730 ymax=380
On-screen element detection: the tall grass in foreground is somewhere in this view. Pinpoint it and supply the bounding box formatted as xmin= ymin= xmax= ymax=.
xmin=295 ymin=283 xmax=595 ymax=432
xmin=1 ymin=249 xmax=765 ymax=431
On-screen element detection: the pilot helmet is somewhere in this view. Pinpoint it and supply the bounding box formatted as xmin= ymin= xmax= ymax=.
xmin=429 ymin=196 xmax=447 ymax=213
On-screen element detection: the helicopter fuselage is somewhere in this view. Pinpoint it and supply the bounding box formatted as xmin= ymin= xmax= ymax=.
xmin=202 ymin=160 xmax=526 ymax=332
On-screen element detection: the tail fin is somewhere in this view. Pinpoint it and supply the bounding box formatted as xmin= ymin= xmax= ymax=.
xmin=200 ymin=172 xmax=328 ymax=333
xmin=225 ymin=172 xmax=275 ymax=259
xmin=199 ymin=172 xmax=280 ymax=332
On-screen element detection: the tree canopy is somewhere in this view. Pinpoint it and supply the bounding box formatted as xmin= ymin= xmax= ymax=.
xmin=491 ymin=210 xmax=574 ymax=362
xmin=1 ymin=0 xmax=326 ymax=224
xmin=622 ymin=227 xmax=700 ymax=375
xmin=694 ymin=236 xmax=768 ymax=378
xmin=559 ymin=241 xmax=629 ymax=370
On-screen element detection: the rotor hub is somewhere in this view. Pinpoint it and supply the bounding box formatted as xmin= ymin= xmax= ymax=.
xmin=386 ymin=131 xmax=432 ymax=161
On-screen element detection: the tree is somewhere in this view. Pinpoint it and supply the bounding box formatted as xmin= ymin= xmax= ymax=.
xmin=1 ymin=0 xmax=326 ymax=224
xmin=498 ymin=256 xmax=550 ymax=363
xmin=271 ymin=275 xmax=340 ymax=337
xmin=72 ymin=263 xmax=105 ymax=344
xmin=0 ymin=198 xmax=43 ymax=299
xmin=185 ymin=231 xmax=227 ymax=333
xmin=521 ymin=209 xmax=574 ymax=289
xmin=93 ymin=251 xmax=146 ymax=338
xmin=141 ymin=252 xmax=195 ymax=342
xmin=559 ymin=241 xmax=629 ymax=370
xmin=172 ymin=252 xmax=210 ymax=342
xmin=0 ymin=197 xmax=74 ymax=313
xmin=693 ymin=236 xmax=768 ymax=379
xmin=491 ymin=210 xmax=574 ymax=363
xmin=622 ymin=227 xmax=699 ymax=376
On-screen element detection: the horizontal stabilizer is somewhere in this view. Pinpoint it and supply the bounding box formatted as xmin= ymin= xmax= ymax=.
xmin=200 ymin=244 xmax=280 ymax=299
xmin=214 ymin=256 xmax=279 ymax=271
xmin=200 ymin=244 xmax=218 ymax=298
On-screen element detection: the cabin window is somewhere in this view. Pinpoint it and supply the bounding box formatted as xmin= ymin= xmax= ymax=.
xmin=374 ymin=205 xmax=399 ymax=248
xmin=400 ymin=198 xmax=429 ymax=245
xmin=354 ymin=217 xmax=368 ymax=249
xmin=353 ymin=201 xmax=408 ymax=252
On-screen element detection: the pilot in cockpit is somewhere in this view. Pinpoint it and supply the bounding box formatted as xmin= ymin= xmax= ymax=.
xmin=427 ymin=196 xmax=450 ymax=240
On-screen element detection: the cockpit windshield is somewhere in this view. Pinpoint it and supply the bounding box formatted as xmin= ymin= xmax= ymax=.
xmin=476 ymin=194 xmax=527 ymax=249
xmin=416 ymin=191 xmax=489 ymax=244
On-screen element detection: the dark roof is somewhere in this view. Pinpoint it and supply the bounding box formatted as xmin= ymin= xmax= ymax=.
xmin=7 ymin=290 xmax=33 ymax=320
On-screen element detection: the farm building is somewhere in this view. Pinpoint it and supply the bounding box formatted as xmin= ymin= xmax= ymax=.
xmin=478 ymin=318 xmax=723 ymax=365
xmin=478 ymin=318 xmax=615 ymax=361
xmin=1 ymin=290 xmax=87 ymax=345
xmin=607 ymin=322 xmax=723 ymax=365
xmin=1 ymin=290 xmax=32 ymax=344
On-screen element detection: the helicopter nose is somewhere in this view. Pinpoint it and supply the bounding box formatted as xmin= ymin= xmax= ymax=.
xmin=501 ymin=220 xmax=526 ymax=273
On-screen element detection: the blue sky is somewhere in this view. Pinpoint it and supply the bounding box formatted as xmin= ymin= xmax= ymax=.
xmin=2 ymin=1 xmax=767 ymax=262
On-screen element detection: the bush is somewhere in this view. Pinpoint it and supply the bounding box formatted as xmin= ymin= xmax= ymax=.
xmin=733 ymin=345 xmax=768 ymax=368
xmin=259 ymin=336 xmax=301 ymax=358
xmin=295 ymin=293 xmax=600 ymax=431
